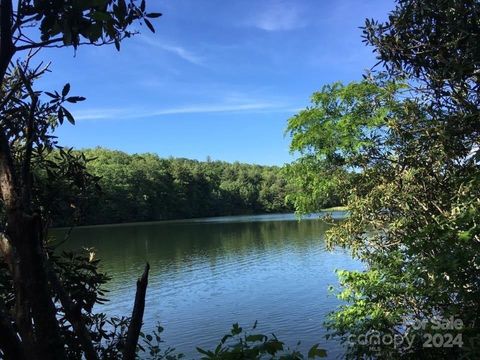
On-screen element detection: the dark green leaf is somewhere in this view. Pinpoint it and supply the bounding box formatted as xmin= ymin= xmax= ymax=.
xmin=246 ymin=334 xmax=267 ymax=342
xmin=308 ymin=344 xmax=327 ymax=358
xmin=146 ymin=13 xmax=162 ymax=18
xmin=62 ymin=83 xmax=70 ymax=97
xmin=144 ymin=18 xmax=155 ymax=33
xmin=62 ymin=107 xmax=75 ymax=125
xmin=91 ymin=11 xmax=111 ymax=22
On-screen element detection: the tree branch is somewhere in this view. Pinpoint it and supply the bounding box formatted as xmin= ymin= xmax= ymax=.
xmin=15 ymin=36 xmax=63 ymax=51
xmin=0 ymin=59 xmax=50 ymax=111
xmin=15 ymin=31 xmax=140 ymax=52
xmin=17 ymin=66 xmax=37 ymax=208
xmin=123 ymin=263 xmax=150 ymax=360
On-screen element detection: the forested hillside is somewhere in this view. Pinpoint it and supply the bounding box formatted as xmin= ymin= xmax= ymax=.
xmin=50 ymin=147 xmax=296 ymax=227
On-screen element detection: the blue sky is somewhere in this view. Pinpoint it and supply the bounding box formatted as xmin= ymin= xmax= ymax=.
xmin=38 ymin=0 xmax=393 ymax=165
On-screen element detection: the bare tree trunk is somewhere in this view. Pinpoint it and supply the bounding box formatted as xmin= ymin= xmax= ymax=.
xmin=123 ymin=263 xmax=150 ymax=360
xmin=1 ymin=131 xmax=67 ymax=359
xmin=1 ymin=236 xmax=35 ymax=358
xmin=6 ymin=212 xmax=66 ymax=360
xmin=0 ymin=0 xmax=15 ymax=84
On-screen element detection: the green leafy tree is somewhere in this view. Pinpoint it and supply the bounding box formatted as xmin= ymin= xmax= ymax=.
xmin=287 ymin=0 xmax=480 ymax=358
xmin=47 ymin=148 xmax=293 ymax=226
xmin=0 ymin=1 xmax=160 ymax=359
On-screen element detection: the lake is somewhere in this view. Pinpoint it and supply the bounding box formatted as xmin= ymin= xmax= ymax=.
xmin=51 ymin=212 xmax=359 ymax=358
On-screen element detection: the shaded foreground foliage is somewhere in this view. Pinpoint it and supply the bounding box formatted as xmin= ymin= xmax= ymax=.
xmin=195 ymin=322 xmax=327 ymax=360
xmin=287 ymin=0 xmax=480 ymax=359
xmin=0 ymin=0 xmax=167 ymax=359
xmin=0 ymin=0 xmax=327 ymax=359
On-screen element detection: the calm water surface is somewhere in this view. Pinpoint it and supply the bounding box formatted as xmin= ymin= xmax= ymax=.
xmin=52 ymin=212 xmax=359 ymax=358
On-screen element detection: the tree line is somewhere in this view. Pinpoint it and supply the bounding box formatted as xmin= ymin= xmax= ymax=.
xmin=48 ymin=147 xmax=299 ymax=227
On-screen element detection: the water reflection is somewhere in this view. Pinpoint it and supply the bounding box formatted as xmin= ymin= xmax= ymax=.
xmin=51 ymin=213 xmax=358 ymax=358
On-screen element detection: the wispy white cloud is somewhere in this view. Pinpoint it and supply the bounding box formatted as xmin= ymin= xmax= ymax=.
xmin=149 ymin=102 xmax=276 ymax=115
xmin=138 ymin=37 xmax=204 ymax=65
xmin=73 ymin=101 xmax=294 ymax=121
xmin=248 ymin=0 xmax=306 ymax=31
xmin=159 ymin=44 xmax=204 ymax=65
xmin=72 ymin=108 xmax=131 ymax=121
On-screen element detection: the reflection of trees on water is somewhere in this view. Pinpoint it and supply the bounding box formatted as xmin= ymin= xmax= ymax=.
xmin=52 ymin=218 xmax=339 ymax=283
xmin=50 ymin=216 xmax=355 ymax=358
